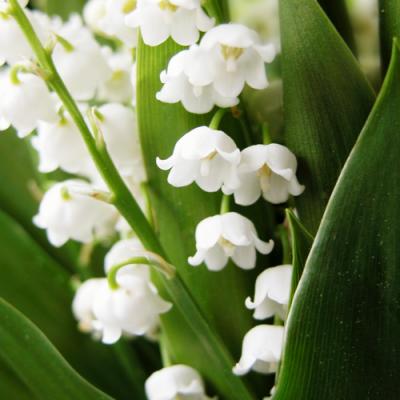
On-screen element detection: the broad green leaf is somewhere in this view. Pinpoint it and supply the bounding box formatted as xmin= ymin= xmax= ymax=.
xmin=34 ymin=0 xmax=87 ymax=19
xmin=137 ymin=38 xmax=259 ymax=400
xmin=0 ymin=358 xmax=36 ymax=400
xmin=0 ymin=299 xmax=113 ymax=400
xmin=318 ymin=0 xmax=356 ymax=52
xmin=0 ymin=130 xmax=78 ymax=271
xmin=203 ymin=0 xmax=230 ymax=22
xmin=279 ymin=0 xmax=375 ymax=234
xmin=285 ymin=209 xmax=313 ymax=304
xmin=379 ymin=0 xmax=400 ymax=71
xmin=0 ymin=210 xmax=146 ymax=400
xmin=273 ymin=42 xmax=400 ymax=400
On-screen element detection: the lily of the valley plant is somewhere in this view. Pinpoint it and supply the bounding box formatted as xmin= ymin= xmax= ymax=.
xmin=0 ymin=0 xmax=398 ymax=399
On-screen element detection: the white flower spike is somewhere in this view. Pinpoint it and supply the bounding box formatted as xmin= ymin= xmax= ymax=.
xmin=156 ymin=46 xmax=239 ymax=114
xmin=92 ymin=273 xmax=172 ymax=344
xmin=188 ymin=212 xmax=274 ymax=271
xmin=197 ymin=23 xmax=276 ymax=98
xmin=125 ymin=0 xmax=214 ymax=47
xmin=229 ymin=144 xmax=305 ymax=205
xmin=233 ymin=325 xmax=285 ymax=376
xmin=145 ymin=365 xmax=212 ymax=400
xmin=0 ymin=69 xmax=57 ymax=137
xmin=33 ymin=180 xmax=117 ymax=247
xmin=157 ymin=126 xmax=241 ymax=193
xmin=245 ymin=265 xmax=293 ymax=320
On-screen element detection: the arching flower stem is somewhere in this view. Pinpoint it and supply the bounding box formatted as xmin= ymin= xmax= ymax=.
xmin=108 ymin=254 xmax=176 ymax=290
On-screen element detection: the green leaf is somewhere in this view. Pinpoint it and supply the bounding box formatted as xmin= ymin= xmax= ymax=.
xmin=279 ymin=0 xmax=375 ymax=234
xmin=0 ymin=299 xmax=113 ymax=400
xmin=318 ymin=0 xmax=356 ymax=52
xmin=137 ymin=38 xmax=259 ymax=400
xmin=35 ymin=0 xmax=87 ymax=19
xmin=0 ymin=358 xmax=36 ymax=400
xmin=273 ymin=41 xmax=400 ymax=399
xmin=285 ymin=209 xmax=313 ymax=304
xmin=0 ymin=209 xmax=146 ymax=400
xmin=203 ymin=0 xmax=230 ymax=22
xmin=0 ymin=130 xmax=78 ymax=271
xmin=379 ymin=0 xmax=400 ymax=72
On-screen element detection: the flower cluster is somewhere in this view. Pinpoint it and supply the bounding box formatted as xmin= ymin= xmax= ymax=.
xmin=0 ymin=0 xmax=306 ymax=397
xmin=73 ymin=238 xmax=171 ymax=343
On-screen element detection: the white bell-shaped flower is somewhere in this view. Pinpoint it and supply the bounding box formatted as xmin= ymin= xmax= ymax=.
xmin=0 ymin=5 xmax=44 ymax=65
xmin=233 ymin=325 xmax=284 ymax=376
xmin=245 ymin=265 xmax=292 ymax=320
xmin=98 ymin=48 xmax=134 ymax=103
xmin=72 ymin=278 xmax=104 ymax=334
xmin=104 ymin=237 xmax=150 ymax=282
xmin=31 ymin=110 xmax=95 ymax=175
xmin=0 ymin=69 xmax=57 ymax=137
xmin=188 ymin=212 xmax=274 ymax=271
xmin=98 ymin=0 xmax=138 ymax=47
xmin=83 ymin=0 xmax=107 ymax=33
xmin=157 ymin=46 xmax=239 ymax=114
xmin=229 ymin=144 xmax=305 ymax=205
xmin=125 ymin=0 xmax=214 ymax=47
xmin=92 ymin=273 xmax=172 ymax=344
xmin=96 ymin=103 xmax=145 ymax=179
xmin=52 ymin=15 xmax=111 ymax=100
xmin=145 ymin=365 xmax=212 ymax=400
xmin=197 ymin=23 xmax=276 ymax=98
xmin=157 ymin=126 xmax=241 ymax=193
xmin=33 ymin=180 xmax=117 ymax=247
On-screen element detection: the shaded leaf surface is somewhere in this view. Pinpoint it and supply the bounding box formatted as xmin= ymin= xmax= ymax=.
xmin=274 ymin=43 xmax=400 ymax=400
xmin=280 ymin=0 xmax=375 ymax=234
xmin=0 ymin=210 xmax=146 ymax=400
xmin=0 ymin=299 xmax=113 ymax=400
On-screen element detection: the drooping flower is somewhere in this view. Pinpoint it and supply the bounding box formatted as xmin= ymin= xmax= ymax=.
xmin=33 ymin=180 xmax=117 ymax=247
xmin=0 ymin=69 xmax=58 ymax=137
xmin=197 ymin=23 xmax=276 ymax=98
xmin=98 ymin=0 xmax=138 ymax=47
xmin=32 ymin=109 xmax=95 ymax=175
xmin=96 ymin=103 xmax=145 ymax=179
xmin=72 ymin=278 xmax=104 ymax=335
xmin=233 ymin=325 xmax=284 ymax=376
xmin=52 ymin=15 xmax=111 ymax=100
xmin=125 ymin=0 xmax=214 ymax=47
xmin=156 ymin=46 xmax=239 ymax=114
xmin=0 ymin=4 xmax=43 ymax=65
xmin=228 ymin=144 xmax=305 ymax=205
xmin=98 ymin=48 xmax=134 ymax=103
xmin=83 ymin=0 xmax=107 ymax=34
xmin=245 ymin=264 xmax=293 ymax=320
xmin=72 ymin=273 xmax=171 ymax=344
xmin=104 ymin=237 xmax=150 ymax=282
xmin=188 ymin=212 xmax=274 ymax=271
xmin=145 ymin=365 xmax=212 ymax=400
xmin=156 ymin=126 xmax=241 ymax=193
xmin=92 ymin=273 xmax=172 ymax=344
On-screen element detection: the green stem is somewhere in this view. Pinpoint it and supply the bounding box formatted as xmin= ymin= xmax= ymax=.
xmin=159 ymin=334 xmax=173 ymax=367
xmin=108 ymin=256 xmax=176 ymax=290
xmin=209 ymin=108 xmax=227 ymax=130
xmin=220 ymin=194 xmax=230 ymax=214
